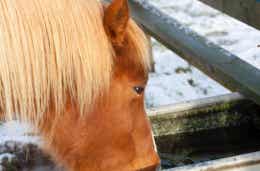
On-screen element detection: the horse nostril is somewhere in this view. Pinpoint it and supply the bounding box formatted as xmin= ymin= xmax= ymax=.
xmin=138 ymin=152 xmax=161 ymax=171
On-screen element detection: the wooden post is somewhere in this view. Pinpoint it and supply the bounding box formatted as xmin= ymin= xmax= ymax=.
xmin=146 ymin=34 xmax=155 ymax=72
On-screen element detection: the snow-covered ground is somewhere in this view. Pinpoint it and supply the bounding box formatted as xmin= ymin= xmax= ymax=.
xmin=145 ymin=0 xmax=260 ymax=107
xmin=1 ymin=0 xmax=260 ymax=168
xmin=0 ymin=121 xmax=39 ymax=144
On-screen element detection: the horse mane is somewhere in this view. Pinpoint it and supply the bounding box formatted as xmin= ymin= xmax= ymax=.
xmin=0 ymin=0 xmax=149 ymax=122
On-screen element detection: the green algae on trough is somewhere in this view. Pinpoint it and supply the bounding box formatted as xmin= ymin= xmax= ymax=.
xmin=147 ymin=93 xmax=256 ymax=137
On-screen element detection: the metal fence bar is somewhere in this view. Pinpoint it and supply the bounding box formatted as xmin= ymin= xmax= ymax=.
xmin=104 ymin=0 xmax=260 ymax=105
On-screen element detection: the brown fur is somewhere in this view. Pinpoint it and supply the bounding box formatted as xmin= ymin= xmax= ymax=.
xmin=0 ymin=0 xmax=160 ymax=170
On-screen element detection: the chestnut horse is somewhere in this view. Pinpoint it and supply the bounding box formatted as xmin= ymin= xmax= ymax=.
xmin=0 ymin=0 xmax=160 ymax=170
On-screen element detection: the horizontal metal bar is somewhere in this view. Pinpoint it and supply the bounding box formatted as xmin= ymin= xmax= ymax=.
xmin=104 ymin=0 xmax=260 ymax=105
xmin=147 ymin=93 xmax=244 ymax=117
xmin=166 ymin=151 xmax=260 ymax=171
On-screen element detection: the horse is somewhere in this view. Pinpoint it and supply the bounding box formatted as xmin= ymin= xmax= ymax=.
xmin=0 ymin=0 xmax=160 ymax=170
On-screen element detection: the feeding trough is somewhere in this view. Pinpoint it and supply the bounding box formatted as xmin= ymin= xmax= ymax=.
xmin=148 ymin=93 xmax=260 ymax=170
xmin=166 ymin=152 xmax=260 ymax=171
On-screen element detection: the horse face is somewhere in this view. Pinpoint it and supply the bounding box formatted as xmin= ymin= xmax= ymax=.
xmin=101 ymin=0 xmax=160 ymax=170
xmin=41 ymin=0 xmax=160 ymax=170
xmin=95 ymin=63 xmax=160 ymax=171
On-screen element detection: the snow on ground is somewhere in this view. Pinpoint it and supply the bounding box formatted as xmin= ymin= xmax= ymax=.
xmin=145 ymin=0 xmax=260 ymax=107
xmin=0 ymin=0 xmax=260 ymax=160
xmin=0 ymin=153 xmax=14 ymax=166
xmin=0 ymin=121 xmax=40 ymax=144
xmin=145 ymin=40 xmax=229 ymax=107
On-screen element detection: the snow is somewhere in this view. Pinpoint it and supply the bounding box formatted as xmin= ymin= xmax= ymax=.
xmin=145 ymin=40 xmax=229 ymax=107
xmin=0 ymin=121 xmax=41 ymax=169
xmin=0 ymin=0 xmax=260 ymax=163
xmin=0 ymin=121 xmax=40 ymax=144
xmin=145 ymin=0 xmax=260 ymax=107
xmin=0 ymin=153 xmax=14 ymax=163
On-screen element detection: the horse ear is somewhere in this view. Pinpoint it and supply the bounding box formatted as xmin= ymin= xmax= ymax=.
xmin=104 ymin=0 xmax=130 ymax=46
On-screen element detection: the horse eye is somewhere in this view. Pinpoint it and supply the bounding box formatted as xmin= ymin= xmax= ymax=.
xmin=133 ymin=86 xmax=144 ymax=95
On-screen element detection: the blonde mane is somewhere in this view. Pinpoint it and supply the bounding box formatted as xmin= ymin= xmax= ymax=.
xmin=0 ymin=0 xmax=149 ymax=122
